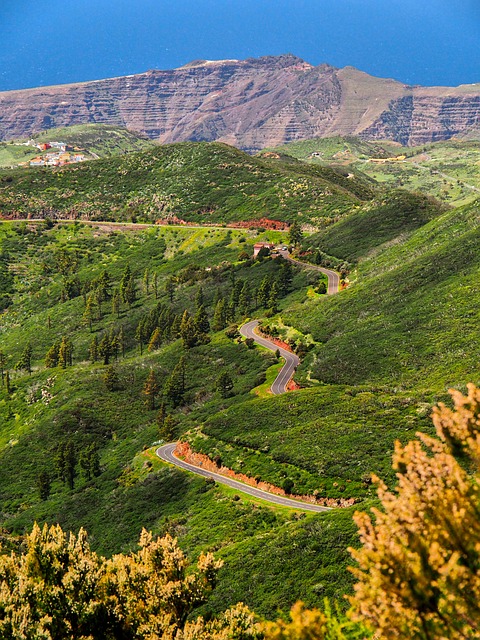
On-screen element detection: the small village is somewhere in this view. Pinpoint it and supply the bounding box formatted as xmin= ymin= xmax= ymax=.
xmin=23 ymin=140 xmax=88 ymax=168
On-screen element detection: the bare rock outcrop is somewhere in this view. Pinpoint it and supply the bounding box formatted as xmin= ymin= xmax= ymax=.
xmin=1 ymin=54 xmax=480 ymax=150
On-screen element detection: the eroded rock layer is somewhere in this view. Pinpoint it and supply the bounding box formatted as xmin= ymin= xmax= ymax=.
xmin=1 ymin=54 xmax=480 ymax=150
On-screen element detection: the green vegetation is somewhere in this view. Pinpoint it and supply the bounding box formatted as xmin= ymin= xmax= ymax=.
xmin=32 ymin=124 xmax=156 ymax=157
xmin=0 ymin=124 xmax=156 ymax=169
xmin=0 ymin=220 xmax=359 ymax=616
xmin=1 ymin=135 xmax=479 ymax=625
xmin=302 ymin=190 xmax=445 ymax=263
xmin=0 ymin=141 xmax=373 ymax=225
xmin=266 ymin=135 xmax=480 ymax=206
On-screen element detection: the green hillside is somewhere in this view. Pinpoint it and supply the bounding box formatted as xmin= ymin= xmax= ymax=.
xmin=302 ymin=190 xmax=446 ymax=262
xmin=267 ymin=136 xmax=480 ymax=206
xmin=291 ymin=201 xmax=480 ymax=389
xmin=0 ymin=141 xmax=373 ymax=225
xmin=1 ymin=141 xmax=479 ymax=623
xmin=31 ymin=124 xmax=156 ymax=156
xmin=0 ymin=220 xmax=361 ymax=616
xmin=0 ymin=124 xmax=156 ymax=169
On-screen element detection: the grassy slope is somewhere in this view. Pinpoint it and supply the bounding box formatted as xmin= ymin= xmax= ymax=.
xmin=302 ymin=190 xmax=445 ymax=263
xmin=267 ymin=136 xmax=480 ymax=206
xmin=289 ymin=202 xmax=480 ymax=390
xmin=0 ymin=124 xmax=156 ymax=169
xmin=0 ymin=142 xmax=373 ymax=225
xmin=1 ymin=167 xmax=479 ymax=618
xmin=0 ymin=221 xmax=359 ymax=616
xmin=32 ymin=124 xmax=156 ymax=157
xmin=181 ymin=200 xmax=479 ymax=523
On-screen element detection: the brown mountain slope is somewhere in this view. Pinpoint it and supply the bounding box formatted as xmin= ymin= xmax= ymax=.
xmin=1 ymin=54 xmax=480 ymax=151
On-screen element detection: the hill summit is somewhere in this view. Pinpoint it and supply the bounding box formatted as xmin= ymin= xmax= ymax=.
xmin=1 ymin=54 xmax=480 ymax=150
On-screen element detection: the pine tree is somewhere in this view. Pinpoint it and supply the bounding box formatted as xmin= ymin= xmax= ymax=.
xmin=212 ymin=299 xmax=227 ymax=332
xmin=170 ymin=314 xmax=182 ymax=340
xmin=268 ymin=282 xmax=279 ymax=313
xmin=56 ymin=442 xmax=77 ymax=490
xmin=195 ymin=286 xmax=204 ymax=309
xmin=165 ymin=277 xmax=176 ymax=303
xmin=80 ymin=443 xmax=100 ymax=480
xmin=161 ymin=415 xmax=176 ymax=441
xmin=194 ymin=304 xmax=210 ymax=335
xmin=58 ymin=336 xmax=73 ymax=368
xmin=153 ymin=272 xmax=158 ymax=299
xmin=103 ymin=365 xmax=119 ymax=391
xmin=258 ymin=276 xmax=271 ymax=308
xmin=135 ymin=320 xmax=146 ymax=355
xmin=124 ymin=278 xmax=137 ymax=308
xmin=216 ymin=371 xmax=234 ymax=398
xmin=82 ymin=294 xmax=96 ymax=331
xmin=238 ymin=282 xmax=251 ymax=317
xmin=15 ymin=343 xmax=33 ymax=374
xmin=277 ymin=261 xmax=293 ymax=295
xmin=156 ymin=402 xmax=166 ymax=432
xmin=97 ymin=269 xmax=112 ymax=301
xmin=112 ymin=288 xmax=121 ymax=318
xmin=89 ymin=335 xmax=99 ymax=363
xmin=229 ymin=280 xmax=243 ymax=312
xmin=37 ymin=471 xmax=51 ymax=501
xmin=45 ymin=342 xmax=60 ymax=368
xmin=148 ymin=327 xmax=162 ymax=352
xmin=143 ymin=368 xmax=159 ymax=410
xmin=288 ymin=221 xmax=303 ymax=246
xmin=98 ymin=334 xmax=112 ymax=365
xmin=180 ymin=310 xmax=198 ymax=349
xmin=164 ymin=357 xmax=186 ymax=408
xmin=109 ymin=330 xmax=119 ymax=361
xmin=81 ymin=281 xmax=90 ymax=305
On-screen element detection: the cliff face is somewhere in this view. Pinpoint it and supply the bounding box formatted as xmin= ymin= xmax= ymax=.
xmin=1 ymin=54 xmax=480 ymax=150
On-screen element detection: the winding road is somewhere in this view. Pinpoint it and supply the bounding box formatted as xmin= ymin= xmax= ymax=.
xmin=156 ymin=443 xmax=330 ymax=512
xmin=240 ymin=320 xmax=300 ymax=394
xmin=155 ymin=253 xmax=341 ymax=511
xmin=279 ymin=249 xmax=340 ymax=294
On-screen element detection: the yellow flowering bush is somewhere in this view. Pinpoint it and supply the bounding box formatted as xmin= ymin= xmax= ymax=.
xmin=350 ymin=384 xmax=480 ymax=639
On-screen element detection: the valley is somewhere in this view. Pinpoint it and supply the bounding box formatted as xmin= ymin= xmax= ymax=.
xmin=0 ymin=133 xmax=479 ymax=625
xmin=268 ymin=135 xmax=480 ymax=206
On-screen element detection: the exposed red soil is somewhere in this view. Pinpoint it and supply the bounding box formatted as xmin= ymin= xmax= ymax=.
xmin=227 ymin=218 xmax=289 ymax=230
xmin=287 ymin=379 xmax=301 ymax=391
xmin=175 ymin=442 xmax=357 ymax=509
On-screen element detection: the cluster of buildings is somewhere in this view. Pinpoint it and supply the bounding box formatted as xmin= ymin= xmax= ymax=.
xmin=24 ymin=140 xmax=87 ymax=168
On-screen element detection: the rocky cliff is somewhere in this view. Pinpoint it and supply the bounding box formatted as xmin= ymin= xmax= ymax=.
xmin=1 ymin=54 xmax=480 ymax=150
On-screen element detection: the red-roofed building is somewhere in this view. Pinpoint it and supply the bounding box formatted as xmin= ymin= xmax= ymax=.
xmin=253 ymin=242 xmax=275 ymax=258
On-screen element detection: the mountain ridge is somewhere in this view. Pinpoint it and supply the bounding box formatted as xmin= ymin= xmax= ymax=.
xmin=1 ymin=54 xmax=480 ymax=150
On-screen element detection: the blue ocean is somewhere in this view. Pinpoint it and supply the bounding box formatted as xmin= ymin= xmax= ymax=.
xmin=0 ymin=0 xmax=479 ymax=91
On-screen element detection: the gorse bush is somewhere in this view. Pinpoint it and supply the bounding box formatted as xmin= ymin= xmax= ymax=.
xmin=350 ymin=383 xmax=480 ymax=639
xmin=0 ymin=524 xmax=223 ymax=639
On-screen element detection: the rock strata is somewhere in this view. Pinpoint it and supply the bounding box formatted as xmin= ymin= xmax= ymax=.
xmin=1 ymin=54 xmax=480 ymax=150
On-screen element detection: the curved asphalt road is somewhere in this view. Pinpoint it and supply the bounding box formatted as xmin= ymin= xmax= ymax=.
xmin=240 ymin=320 xmax=300 ymax=394
xmin=279 ymin=250 xmax=340 ymax=295
xmin=155 ymin=250 xmax=339 ymax=512
xmin=156 ymin=443 xmax=330 ymax=512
